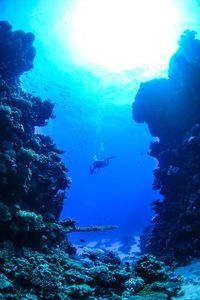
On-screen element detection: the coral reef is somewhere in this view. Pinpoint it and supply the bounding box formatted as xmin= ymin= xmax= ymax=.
xmin=0 ymin=241 xmax=181 ymax=299
xmin=0 ymin=20 xmax=71 ymax=251
xmin=0 ymin=21 xmax=35 ymax=81
xmin=0 ymin=20 xmax=182 ymax=299
xmin=133 ymin=30 xmax=200 ymax=264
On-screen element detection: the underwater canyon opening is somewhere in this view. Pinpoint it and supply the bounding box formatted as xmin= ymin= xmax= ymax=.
xmin=2 ymin=1 xmax=200 ymax=299
xmin=1 ymin=0 xmax=200 ymax=262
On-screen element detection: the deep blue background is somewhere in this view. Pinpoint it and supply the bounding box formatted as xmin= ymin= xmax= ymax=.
xmin=1 ymin=0 xmax=200 ymax=248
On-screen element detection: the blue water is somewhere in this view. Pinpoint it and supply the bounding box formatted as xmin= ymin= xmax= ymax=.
xmin=1 ymin=0 xmax=200 ymax=251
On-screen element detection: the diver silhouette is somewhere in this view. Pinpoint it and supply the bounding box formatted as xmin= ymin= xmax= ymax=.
xmin=89 ymin=156 xmax=115 ymax=175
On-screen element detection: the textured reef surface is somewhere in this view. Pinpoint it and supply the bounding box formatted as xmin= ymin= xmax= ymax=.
xmin=0 ymin=21 xmax=72 ymax=253
xmin=0 ymin=21 xmax=183 ymax=299
xmin=133 ymin=30 xmax=200 ymax=265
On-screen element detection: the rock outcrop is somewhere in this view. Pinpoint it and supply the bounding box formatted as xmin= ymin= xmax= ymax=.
xmin=133 ymin=30 xmax=200 ymax=264
xmin=0 ymin=20 xmax=71 ymax=252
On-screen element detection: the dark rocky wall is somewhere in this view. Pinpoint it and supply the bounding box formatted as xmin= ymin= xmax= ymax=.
xmin=0 ymin=21 xmax=71 ymax=251
xmin=133 ymin=30 xmax=200 ymax=264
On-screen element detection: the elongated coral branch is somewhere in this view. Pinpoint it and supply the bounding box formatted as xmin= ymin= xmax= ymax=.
xmin=64 ymin=225 xmax=118 ymax=233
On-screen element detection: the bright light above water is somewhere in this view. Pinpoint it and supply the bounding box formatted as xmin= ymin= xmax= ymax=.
xmin=61 ymin=0 xmax=181 ymax=72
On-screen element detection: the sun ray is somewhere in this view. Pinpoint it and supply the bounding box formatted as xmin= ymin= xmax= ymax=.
xmin=63 ymin=0 xmax=181 ymax=72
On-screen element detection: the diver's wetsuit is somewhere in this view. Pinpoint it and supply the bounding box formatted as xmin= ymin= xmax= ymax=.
xmin=89 ymin=156 xmax=115 ymax=175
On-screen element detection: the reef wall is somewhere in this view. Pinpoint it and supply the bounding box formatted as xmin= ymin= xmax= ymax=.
xmin=0 ymin=21 xmax=183 ymax=300
xmin=0 ymin=21 xmax=71 ymax=251
xmin=133 ymin=30 xmax=200 ymax=264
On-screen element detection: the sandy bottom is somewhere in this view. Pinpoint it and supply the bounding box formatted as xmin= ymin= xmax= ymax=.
xmin=172 ymin=260 xmax=200 ymax=300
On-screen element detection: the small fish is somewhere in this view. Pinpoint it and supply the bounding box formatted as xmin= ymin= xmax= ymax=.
xmin=80 ymin=239 xmax=85 ymax=243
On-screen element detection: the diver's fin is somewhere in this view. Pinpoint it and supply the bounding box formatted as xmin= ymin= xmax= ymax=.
xmin=107 ymin=155 xmax=115 ymax=160
xmin=89 ymin=166 xmax=93 ymax=175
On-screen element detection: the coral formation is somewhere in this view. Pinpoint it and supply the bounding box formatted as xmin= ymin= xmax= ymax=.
xmin=61 ymin=218 xmax=118 ymax=233
xmin=133 ymin=30 xmax=200 ymax=264
xmin=0 ymin=20 xmax=182 ymax=299
xmin=0 ymin=21 xmax=35 ymax=81
xmin=0 ymin=242 xmax=181 ymax=299
xmin=0 ymin=20 xmax=71 ymax=251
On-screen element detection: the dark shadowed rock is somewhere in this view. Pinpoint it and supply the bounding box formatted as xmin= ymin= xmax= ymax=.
xmin=133 ymin=30 xmax=200 ymax=264
xmin=0 ymin=21 xmax=35 ymax=81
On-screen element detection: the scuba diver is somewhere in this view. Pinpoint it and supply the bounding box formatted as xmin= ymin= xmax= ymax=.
xmin=89 ymin=156 xmax=115 ymax=175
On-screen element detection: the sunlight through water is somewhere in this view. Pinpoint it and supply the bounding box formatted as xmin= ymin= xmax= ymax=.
xmin=56 ymin=0 xmax=181 ymax=72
